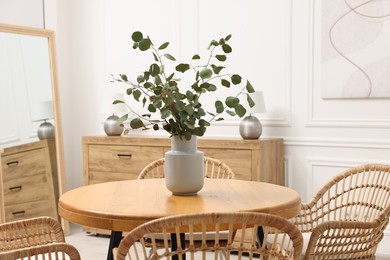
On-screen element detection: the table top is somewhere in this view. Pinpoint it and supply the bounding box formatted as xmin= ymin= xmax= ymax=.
xmin=59 ymin=179 xmax=301 ymax=232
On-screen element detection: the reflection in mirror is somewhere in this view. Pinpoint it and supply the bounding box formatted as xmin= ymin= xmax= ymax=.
xmin=0 ymin=23 xmax=66 ymax=232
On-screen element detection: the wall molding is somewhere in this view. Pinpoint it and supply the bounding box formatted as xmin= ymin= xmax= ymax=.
xmin=283 ymin=137 xmax=390 ymax=149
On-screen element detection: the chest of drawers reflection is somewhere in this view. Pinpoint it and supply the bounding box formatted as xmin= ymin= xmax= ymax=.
xmin=0 ymin=139 xmax=58 ymax=222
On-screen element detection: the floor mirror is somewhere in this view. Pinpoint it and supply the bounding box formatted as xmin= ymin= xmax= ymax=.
xmin=0 ymin=23 xmax=67 ymax=232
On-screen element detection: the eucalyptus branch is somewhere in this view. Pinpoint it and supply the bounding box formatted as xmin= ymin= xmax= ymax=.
xmin=113 ymin=31 xmax=254 ymax=140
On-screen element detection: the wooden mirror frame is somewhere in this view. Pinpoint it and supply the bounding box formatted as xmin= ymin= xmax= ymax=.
xmin=0 ymin=23 xmax=67 ymax=231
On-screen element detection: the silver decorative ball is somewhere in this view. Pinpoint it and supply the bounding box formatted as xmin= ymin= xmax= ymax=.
xmin=239 ymin=115 xmax=262 ymax=139
xmin=37 ymin=121 xmax=55 ymax=140
xmin=104 ymin=115 xmax=124 ymax=136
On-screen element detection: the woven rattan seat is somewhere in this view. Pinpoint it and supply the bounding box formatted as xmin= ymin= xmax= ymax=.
xmin=114 ymin=212 xmax=303 ymax=260
xmin=0 ymin=216 xmax=80 ymax=260
xmin=292 ymin=164 xmax=390 ymax=259
xmin=138 ymin=156 xmax=235 ymax=180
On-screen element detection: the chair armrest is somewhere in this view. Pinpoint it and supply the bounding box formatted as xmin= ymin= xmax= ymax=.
xmin=0 ymin=243 xmax=80 ymax=260
xmin=0 ymin=216 xmax=65 ymax=250
xmin=303 ymin=220 xmax=384 ymax=260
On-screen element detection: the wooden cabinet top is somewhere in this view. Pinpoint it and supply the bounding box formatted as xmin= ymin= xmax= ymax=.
xmin=1 ymin=139 xmax=52 ymax=156
xmin=82 ymin=135 xmax=283 ymax=149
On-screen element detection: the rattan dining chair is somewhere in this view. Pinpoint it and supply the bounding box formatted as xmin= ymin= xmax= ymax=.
xmin=114 ymin=212 xmax=303 ymax=260
xmin=0 ymin=216 xmax=80 ymax=260
xmin=138 ymin=156 xmax=235 ymax=180
xmin=291 ymin=164 xmax=390 ymax=259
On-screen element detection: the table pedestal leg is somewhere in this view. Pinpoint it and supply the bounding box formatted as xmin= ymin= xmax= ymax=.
xmin=107 ymin=231 xmax=123 ymax=260
xmin=257 ymin=227 xmax=264 ymax=248
xmin=171 ymin=233 xmax=186 ymax=260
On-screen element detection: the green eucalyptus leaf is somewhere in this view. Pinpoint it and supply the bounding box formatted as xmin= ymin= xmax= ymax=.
xmin=200 ymin=82 xmax=210 ymax=89
xmin=186 ymin=90 xmax=194 ymax=100
xmin=120 ymin=74 xmax=128 ymax=81
xmin=192 ymin=126 xmax=206 ymax=136
xmin=149 ymin=64 xmax=160 ymax=76
xmin=144 ymin=71 xmax=150 ymax=80
xmin=144 ymin=82 xmax=153 ymax=88
xmin=246 ymin=80 xmax=255 ymax=93
xmin=131 ymin=31 xmax=143 ymax=42
xmin=215 ymin=117 xmax=224 ymax=121
xmin=184 ymin=131 xmax=192 ymax=140
xmin=215 ymin=55 xmax=227 ymax=62
xmin=225 ymin=96 xmax=240 ymax=108
xmin=137 ymin=75 xmax=145 ymax=83
xmin=153 ymin=124 xmax=159 ymax=130
xmin=195 ymin=71 xmax=200 ymax=81
xmin=130 ymin=118 xmax=144 ymax=129
xmin=161 ymin=109 xmax=171 ymax=119
xmin=139 ymin=38 xmax=152 ymax=51
xmin=235 ymin=104 xmax=246 ymax=117
xmin=175 ymin=63 xmax=190 ymax=73
xmin=158 ymin=42 xmax=169 ymax=50
xmin=192 ymin=54 xmax=200 ymax=60
xmin=221 ymin=79 xmax=230 ymax=88
xmin=142 ymin=97 xmax=147 ymax=106
xmin=208 ymin=40 xmax=219 ymax=49
xmin=207 ymin=84 xmax=217 ymax=91
xmin=112 ymin=100 xmax=124 ymax=104
xmin=196 ymin=108 xmax=206 ymax=117
xmin=163 ymin=53 xmax=176 ymax=61
xmin=152 ymin=52 xmax=159 ymax=62
xmin=148 ymin=104 xmax=157 ymax=112
xmin=199 ymin=68 xmax=212 ymax=79
xmin=132 ymin=42 xmax=139 ymax=49
xmin=215 ymin=100 xmax=224 ymax=113
xmin=133 ymin=89 xmax=141 ymax=101
xmin=225 ymin=34 xmax=232 ymax=41
xmin=231 ymin=74 xmax=242 ymax=85
xmin=211 ymin=65 xmax=224 ymax=74
xmin=184 ymin=104 xmax=194 ymax=115
xmin=226 ymin=110 xmax=236 ymax=116
xmin=222 ymin=44 xmax=232 ymax=53
xmin=199 ymin=119 xmax=210 ymax=127
xmin=219 ymin=38 xmax=225 ymax=45
xmin=141 ymin=113 xmax=151 ymax=118
xmin=246 ymin=94 xmax=255 ymax=108
xmin=184 ymin=121 xmax=195 ymax=130
xmin=166 ymin=73 xmax=175 ymax=81
xmin=126 ymin=88 xmax=132 ymax=95
xmin=118 ymin=114 xmax=128 ymax=123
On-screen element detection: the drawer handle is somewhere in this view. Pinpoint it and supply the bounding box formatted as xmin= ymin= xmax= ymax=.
xmin=117 ymin=154 xmax=132 ymax=159
xmin=12 ymin=210 xmax=25 ymax=217
xmin=6 ymin=161 xmax=19 ymax=167
xmin=9 ymin=185 xmax=22 ymax=192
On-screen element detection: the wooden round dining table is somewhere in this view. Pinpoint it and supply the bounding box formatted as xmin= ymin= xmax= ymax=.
xmin=59 ymin=178 xmax=301 ymax=260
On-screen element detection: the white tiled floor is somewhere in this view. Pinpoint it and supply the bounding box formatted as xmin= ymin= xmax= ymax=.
xmin=65 ymin=224 xmax=390 ymax=260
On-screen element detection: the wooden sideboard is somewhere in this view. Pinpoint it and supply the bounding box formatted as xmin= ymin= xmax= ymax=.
xmin=0 ymin=140 xmax=58 ymax=223
xmin=82 ymin=135 xmax=284 ymax=185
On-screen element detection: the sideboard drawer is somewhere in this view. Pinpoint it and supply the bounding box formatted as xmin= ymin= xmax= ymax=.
xmin=201 ymin=148 xmax=252 ymax=180
xmin=2 ymin=149 xmax=46 ymax=181
xmin=5 ymin=199 xmax=57 ymax=222
xmin=3 ymin=173 xmax=52 ymax=205
xmin=87 ymin=144 xmax=163 ymax=178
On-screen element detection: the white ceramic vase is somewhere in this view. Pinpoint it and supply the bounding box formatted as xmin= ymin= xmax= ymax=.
xmin=165 ymin=135 xmax=204 ymax=195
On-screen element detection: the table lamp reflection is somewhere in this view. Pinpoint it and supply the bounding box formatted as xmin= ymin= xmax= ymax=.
xmin=239 ymin=91 xmax=266 ymax=139
xmin=32 ymin=100 xmax=55 ymax=140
